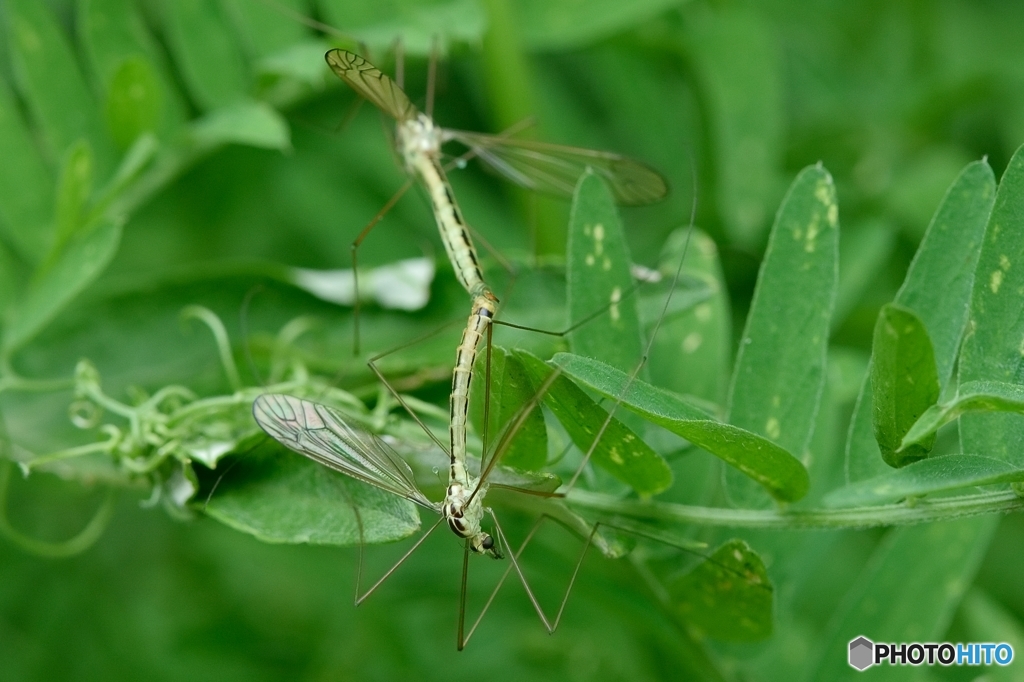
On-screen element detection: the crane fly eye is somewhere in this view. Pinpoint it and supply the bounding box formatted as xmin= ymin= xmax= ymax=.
xmin=481 ymin=535 xmax=494 ymax=550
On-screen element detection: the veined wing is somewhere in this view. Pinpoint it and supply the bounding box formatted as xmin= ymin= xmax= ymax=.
xmin=325 ymin=49 xmax=417 ymax=122
xmin=253 ymin=394 xmax=437 ymax=511
xmin=443 ymin=130 xmax=669 ymax=206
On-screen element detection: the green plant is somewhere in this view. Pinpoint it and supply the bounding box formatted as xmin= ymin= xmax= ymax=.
xmin=3 ymin=1 xmax=1024 ymax=680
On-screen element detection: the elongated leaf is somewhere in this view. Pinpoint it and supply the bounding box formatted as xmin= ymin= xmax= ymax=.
xmin=163 ymin=0 xmax=250 ymax=110
xmin=567 ymin=170 xmax=644 ymax=377
xmin=516 ymin=350 xmax=672 ymax=496
xmin=0 ymin=242 xmax=18 ymax=315
xmin=469 ymin=346 xmax=547 ymax=470
xmin=0 ymin=77 xmax=53 ymax=263
xmin=189 ymin=101 xmax=291 ymax=151
xmin=51 ymin=140 xmax=94 ymax=257
xmin=318 ymin=0 xmax=486 ymax=54
xmin=4 ymin=219 xmax=122 ymax=352
xmin=78 ymin=0 xmax=187 ymax=144
xmin=686 ymin=6 xmax=782 ymax=247
xmin=824 ymin=455 xmax=1024 ymax=508
xmin=833 ymin=219 xmax=896 ymax=329
xmin=808 ymin=517 xmax=997 ymax=681
xmin=518 ymin=0 xmax=683 ymax=50
xmin=903 ymin=380 xmax=1024 ymax=449
xmin=220 ymin=0 xmax=310 ymax=58
xmin=959 ymin=588 xmax=1024 ymax=682
xmin=725 ymin=165 xmax=838 ymax=506
xmin=646 ymin=228 xmax=732 ymax=405
xmin=870 ymin=304 xmax=940 ymax=467
xmin=668 ymin=540 xmax=773 ymax=642
xmin=846 ymin=159 xmax=995 ymax=482
xmin=960 ymin=145 xmax=1024 ymax=466
xmin=553 ymin=353 xmax=809 ymax=502
xmin=103 ymin=57 xmax=162 ymax=150
xmin=200 ymin=438 xmax=422 ymax=546
xmin=6 ymin=0 xmax=115 ymax=175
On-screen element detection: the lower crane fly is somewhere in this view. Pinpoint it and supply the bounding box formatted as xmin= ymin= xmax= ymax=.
xmin=251 ymin=383 xmax=550 ymax=650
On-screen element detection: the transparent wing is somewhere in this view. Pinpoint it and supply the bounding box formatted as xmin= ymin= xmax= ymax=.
xmin=253 ymin=394 xmax=438 ymax=511
xmin=444 ymin=130 xmax=669 ymax=206
xmin=325 ymin=49 xmax=417 ymax=122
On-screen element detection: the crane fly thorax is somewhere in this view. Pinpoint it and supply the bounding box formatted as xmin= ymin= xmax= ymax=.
xmin=444 ymin=479 xmax=500 ymax=558
xmin=397 ymin=114 xmax=442 ymax=168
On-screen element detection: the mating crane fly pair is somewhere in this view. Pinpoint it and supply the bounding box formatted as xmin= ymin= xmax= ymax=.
xmin=253 ymin=47 xmax=670 ymax=647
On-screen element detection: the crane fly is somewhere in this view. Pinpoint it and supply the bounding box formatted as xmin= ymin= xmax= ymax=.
xmin=253 ymin=392 xmax=499 ymax=556
xmin=325 ymin=49 xmax=669 ymax=208
xmin=325 ymin=48 xmax=669 ymax=350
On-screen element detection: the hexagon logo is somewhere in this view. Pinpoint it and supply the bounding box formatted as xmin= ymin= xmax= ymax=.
xmin=849 ymin=636 xmax=874 ymax=671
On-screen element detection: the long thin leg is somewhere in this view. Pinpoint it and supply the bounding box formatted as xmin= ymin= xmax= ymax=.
xmin=460 ymin=512 xmax=600 ymax=647
xmin=462 ymin=514 xmax=549 ymax=645
xmin=356 ymin=515 xmax=446 ymax=605
xmin=393 ymin=38 xmax=405 ymax=92
xmin=493 ymin=271 xmax=654 ymax=340
xmin=350 ymin=177 xmax=415 ymax=355
xmin=365 ymin=316 xmax=466 ymax=455
xmin=457 ymin=539 xmax=471 ymax=650
xmin=239 ymin=284 xmax=265 ymax=387
xmin=426 ymin=36 xmax=438 ymax=121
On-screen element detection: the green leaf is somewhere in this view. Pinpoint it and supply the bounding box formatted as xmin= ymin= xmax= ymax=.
xmin=886 ymin=147 xmax=978 ymax=242
xmin=516 ymin=350 xmax=672 ymax=496
xmin=685 ymin=6 xmax=783 ymax=247
xmin=50 ymin=140 xmax=94 ymax=258
xmin=481 ymin=0 xmax=538 ymax=148
xmin=846 ymin=159 xmax=996 ymax=482
xmin=4 ymin=218 xmax=122 ymax=353
xmin=808 ymin=517 xmax=997 ymax=681
xmin=552 ymin=353 xmax=809 ymax=502
xmin=960 ymin=145 xmax=1024 ymax=466
xmin=96 ymin=133 xmax=159 ymax=207
xmin=6 ymin=0 xmax=115 ymax=175
xmin=833 ymin=219 xmax=896 ymax=330
xmin=0 ymin=241 xmax=19 ymax=315
xmin=894 ymin=158 xmax=996 ymax=385
xmin=725 ymin=165 xmax=838 ymax=506
xmin=518 ymin=0 xmax=684 ymax=50
xmin=903 ymin=381 xmax=1024 ymax=450
xmin=163 ymin=0 xmax=250 ymax=110
xmin=645 ymin=228 xmax=732 ymax=405
xmin=870 ymin=304 xmax=940 ymax=467
xmin=823 ymin=455 xmax=1024 ymax=508
xmin=567 ymin=170 xmax=644 ymax=377
xmin=469 ymin=346 xmax=547 ymax=470
xmin=958 ymin=588 xmax=1024 ymax=682
xmin=318 ymin=0 xmax=486 ymax=55
xmin=78 ymin=0 xmax=187 ymax=142
xmin=219 ymin=0 xmax=310 ymax=58
xmin=0 ymin=76 xmax=53 ymax=264
xmin=667 ymin=540 xmax=773 ymax=642
xmin=104 ymin=57 xmax=163 ymax=150
xmin=189 ymin=101 xmax=291 ymax=151
xmin=256 ymin=40 xmax=333 ymax=87
xmin=200 ymin=439 xmax=422 ymax=546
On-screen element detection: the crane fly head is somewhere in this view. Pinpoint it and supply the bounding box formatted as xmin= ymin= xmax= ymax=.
xmin=470 ymin=531 xmax=502 ymax=559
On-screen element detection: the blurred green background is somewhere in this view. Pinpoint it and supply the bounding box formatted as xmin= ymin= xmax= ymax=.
xmin=3 ymin=0 xmax=1024 ymax=680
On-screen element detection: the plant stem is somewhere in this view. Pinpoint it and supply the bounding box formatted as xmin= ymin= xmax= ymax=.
xmin=565 ymin=488 xmax=1024 ymax=529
